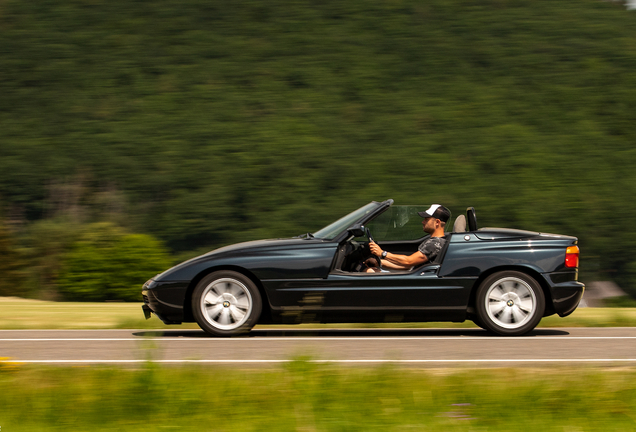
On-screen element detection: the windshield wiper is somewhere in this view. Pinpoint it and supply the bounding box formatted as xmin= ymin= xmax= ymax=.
xmin=294 ymin=232 xmax=315 ymax=239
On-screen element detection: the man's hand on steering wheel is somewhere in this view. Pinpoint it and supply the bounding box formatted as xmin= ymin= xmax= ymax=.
xmin=369 ymin=233 xmax=383 ymax=257
xmin=366 ymin=227 xmax=381 ymax=254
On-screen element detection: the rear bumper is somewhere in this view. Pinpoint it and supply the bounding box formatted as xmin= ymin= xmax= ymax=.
xmin=549 ymin=281 xmax=585 ymax=317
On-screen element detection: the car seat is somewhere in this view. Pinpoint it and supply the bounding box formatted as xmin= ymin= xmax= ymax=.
xmin=453 ymin=215 xmax=467 ymax=232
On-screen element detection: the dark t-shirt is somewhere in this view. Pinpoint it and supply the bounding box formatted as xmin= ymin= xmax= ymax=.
xmin=418 ymin=236 xmax=447 ymax=262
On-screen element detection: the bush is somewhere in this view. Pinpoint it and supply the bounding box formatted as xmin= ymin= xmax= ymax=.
xmin=57 ymin=223 xmax=172 ymax=301
xmin=21 ymin=218 xmax=83 ymax=300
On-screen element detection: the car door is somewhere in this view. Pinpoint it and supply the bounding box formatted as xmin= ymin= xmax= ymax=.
xmin=318 ymin=206 xmax=471 ymax=321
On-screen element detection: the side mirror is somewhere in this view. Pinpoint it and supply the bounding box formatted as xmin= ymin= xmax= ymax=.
xmin=348 ymin=223 xmax=366 ymax=238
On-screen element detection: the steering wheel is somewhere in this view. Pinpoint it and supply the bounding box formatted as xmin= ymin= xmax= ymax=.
xmin=361 ymin=227 xmax=382 ymax=272
xmin=365 ymin=227 xmax=375 ymax=243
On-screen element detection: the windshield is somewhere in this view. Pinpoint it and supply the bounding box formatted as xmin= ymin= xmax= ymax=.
xmin=313 ymin=202 xmax=382 ymax=240
xmin=364 ymin=205 xmax=431 ymax=241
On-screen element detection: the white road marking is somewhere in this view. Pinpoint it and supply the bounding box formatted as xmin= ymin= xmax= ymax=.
xmin=2 ymin=359 xmax=636 ymax=364
xmin=1 ymin=336 xmax=636 ymax=342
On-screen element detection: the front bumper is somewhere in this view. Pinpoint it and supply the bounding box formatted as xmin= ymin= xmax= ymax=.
xmin=142 ymin=279 xmax=189 ymax=324
xmin=142 ymin=304 xmax=152 ymax=319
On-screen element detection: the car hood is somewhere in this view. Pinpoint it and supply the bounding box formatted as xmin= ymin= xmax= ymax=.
xmin=202 ymin=237 xmax=327 ymax=256
xmin=155 ymin=237 xmax=329 ymax=280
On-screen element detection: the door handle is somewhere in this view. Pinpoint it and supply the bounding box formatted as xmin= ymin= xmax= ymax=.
xmin=420 ymin=268 xmax=438 ymax=276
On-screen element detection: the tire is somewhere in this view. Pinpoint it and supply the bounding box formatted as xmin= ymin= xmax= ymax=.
xmin=475 ymin=271 xmax=545 ymax=336
xmin=192 ymin=271 xmax=262 ymax=337
xmin=471 ymin=316 xmax=488 ymax=331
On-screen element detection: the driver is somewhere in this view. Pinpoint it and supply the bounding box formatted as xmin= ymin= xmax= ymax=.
xmin=369 ymin=204 xmax=450 ymax=270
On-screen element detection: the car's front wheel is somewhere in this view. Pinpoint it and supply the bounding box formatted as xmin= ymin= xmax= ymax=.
xmin=192 ymin=271 xmax=262 ymax=336
xmin=475 ymin=271 xmax=545 ymax=336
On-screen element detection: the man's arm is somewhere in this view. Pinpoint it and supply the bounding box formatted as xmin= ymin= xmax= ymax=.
xmin=380 ymin=260 xmax=413 ymax=270
xmin=369 ymin=241 xmax=429 ymax=267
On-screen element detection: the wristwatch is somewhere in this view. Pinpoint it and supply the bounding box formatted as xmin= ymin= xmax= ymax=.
xmin=381 ymin=251 xmax=388 ymax=259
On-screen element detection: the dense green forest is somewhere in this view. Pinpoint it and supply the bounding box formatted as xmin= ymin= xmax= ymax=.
xmin=1 ymin=0 xmax=636 ymax=299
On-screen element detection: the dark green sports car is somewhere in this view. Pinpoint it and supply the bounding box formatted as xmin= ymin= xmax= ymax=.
xmin=142 ymin=200 xmax=584 ymax=336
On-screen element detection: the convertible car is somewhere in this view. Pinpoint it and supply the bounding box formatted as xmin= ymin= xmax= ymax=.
xmin=142 ymin=200 xmax=584 ymax=336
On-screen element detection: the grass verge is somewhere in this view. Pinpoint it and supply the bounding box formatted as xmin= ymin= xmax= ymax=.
xmin=0 ymin=297 xmax=190 ymax=330
xmin=1 ymin=296 xmax=635 ymax=330
xmin=0 ymin=362 xmax=635 ymax=431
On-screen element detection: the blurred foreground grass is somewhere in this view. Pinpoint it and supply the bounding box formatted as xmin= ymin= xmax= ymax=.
xmin=0 ymin=362 xmax=634 ymax=431
xmin=1 ymin=297 xmax=635 ymax=329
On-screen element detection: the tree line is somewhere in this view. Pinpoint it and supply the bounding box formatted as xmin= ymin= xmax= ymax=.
xmin=1 ymin=0 xmax=635 ymax=300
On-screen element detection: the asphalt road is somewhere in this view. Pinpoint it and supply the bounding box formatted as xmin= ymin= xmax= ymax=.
xmin=1 ymin=327 xmax=636 ymax=367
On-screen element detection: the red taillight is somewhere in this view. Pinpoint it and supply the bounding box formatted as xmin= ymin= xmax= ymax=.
xmin=565 ymin=246 xmax=579 ymax=268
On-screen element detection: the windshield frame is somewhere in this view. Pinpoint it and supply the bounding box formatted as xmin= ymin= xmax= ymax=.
xmin=312 ymin=202 xmax=386 ymax=240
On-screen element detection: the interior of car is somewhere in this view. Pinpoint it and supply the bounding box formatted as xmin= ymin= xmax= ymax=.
xmin=332 ymin=206 xmax=477 ymax=274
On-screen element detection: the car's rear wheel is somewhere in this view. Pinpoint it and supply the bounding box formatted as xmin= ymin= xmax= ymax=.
xmin=192 ymin=271 xmax=262 ymax=337
xmin=475 ymin=271 xmax=545 ymax=336
xmin=471 ymin=316 xmax=488 ymax=331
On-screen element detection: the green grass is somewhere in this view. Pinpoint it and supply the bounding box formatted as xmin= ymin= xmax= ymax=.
xmin=1 ymin=296 xmax=635 ymax=330
xmin=0 ymin=297 xmax=192 ymax=330
xmin=0 ymin=363 xmax=635 ymax=431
